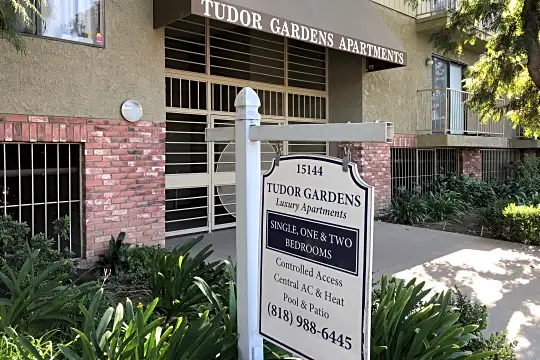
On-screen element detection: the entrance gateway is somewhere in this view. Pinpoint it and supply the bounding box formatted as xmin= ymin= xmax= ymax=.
xmin=159 ymin=0 xmax=407 ymax=239
xmin=206 ymin=87 xmax=392 ymax=360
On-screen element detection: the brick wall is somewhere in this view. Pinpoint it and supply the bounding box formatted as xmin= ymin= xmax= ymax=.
xmin=0 ymin=114 xmax=166 ymax=260
xmin=462 ymin=149 xmax=482 ymax=179
xmin=347 ymin=142 xmax=391 ymax=214
xmin=392 ymin=133 xmax=417 ymax=148
xmin=338 ymin=134 xmax=415 ymax=214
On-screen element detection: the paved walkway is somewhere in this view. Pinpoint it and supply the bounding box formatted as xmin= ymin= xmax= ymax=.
xmin=167 ymin=221 xmax=540 ymax=359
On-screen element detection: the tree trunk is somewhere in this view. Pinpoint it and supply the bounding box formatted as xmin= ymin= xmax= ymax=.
xmin=527 ymin=43 xmax=540 ymax=90
xmin=523 ymin=0 xmax=540 ymax=89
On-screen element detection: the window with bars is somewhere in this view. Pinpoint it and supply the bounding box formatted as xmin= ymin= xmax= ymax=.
xmin=391 ymin=148 xmax=461 ymax=196
xmin=481 ymin=149 xmax=522 ymax=182
xmin=0 ymin=143 xmax=82 ymax=256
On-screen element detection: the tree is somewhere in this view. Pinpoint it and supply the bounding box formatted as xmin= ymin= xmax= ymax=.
xmin=0 ymin=0 xmax=42 ymax=53
xmin=407 ymin=0 xmax=540 ymax=137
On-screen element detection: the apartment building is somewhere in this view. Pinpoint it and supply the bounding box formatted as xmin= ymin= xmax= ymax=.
xmin=370 ymin=0 xmax=539 ymax=204
xmin=0 ymin=0 xmax=534 ymax=259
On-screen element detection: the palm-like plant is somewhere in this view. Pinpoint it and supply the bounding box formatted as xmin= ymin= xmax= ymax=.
xmin=0 ymin=248 xmax=96 ymax=335
xmin=0 ymin=0 xmax=44 ymax=52
xmin=371 ymin=275 xmax=498 ymax=360
xmin=150 ymin=236 xmax=224 ymax=321
xmin=14 ymin=288 xmax=238 ymax=360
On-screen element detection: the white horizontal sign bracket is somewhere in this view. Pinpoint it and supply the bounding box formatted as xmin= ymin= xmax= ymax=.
xmin=250 ymin=122 xmax=394 ymax=143
xmin=205 ymin=127 xmax=236 ymax=142
xmin=205 ymin=122 xmax=394 ymax=143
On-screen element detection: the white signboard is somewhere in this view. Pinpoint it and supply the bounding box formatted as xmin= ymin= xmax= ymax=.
xmin=259 ymin=155 xmax=374 ymax=360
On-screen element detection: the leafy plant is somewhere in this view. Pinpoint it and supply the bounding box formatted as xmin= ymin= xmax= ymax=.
xmin=0 ymin=248 xmax=95 ymax=335
xmin=150 ymin=236 xmax=224 ymax=321
xmin=0 ymin=331 xmax=57 ymax=359
xmin=451 ymin=288 xmax=517 ymax=359
xmin=386 ymin=187 xmax=429 ymax=225
xmin=14 ymin=288 xmax=238 ymax=360
xmin=0 ymin=216 xmax=77 ymax=280
xmin=370 ymin=275 xmax=497 ymax=359
xmin=113 ymin=245 xmax=169 ymax=287
xmin=52 ymin=216 xmax=71 ymax=247
xmin=198 ymin=256 xmax=299 ymax=359
xmin=425 ymin=190 xmax=466 ymax=221
xmin=0 ymin=0 xmax=44 ymax=52
xmin=0 ymin=215 xmax=29 ymax=253
xmin=466 ymin=332 xmax=518 ymax=360
xmin=98 ymin=232 xmax=131 ymax=275
xmin=433 ymin=173 xmax=498 ymax=208
xmin=452 ymin=286 xmax=488 ymax=332
xmin=501 ymin=203 xmax=540 ymax=245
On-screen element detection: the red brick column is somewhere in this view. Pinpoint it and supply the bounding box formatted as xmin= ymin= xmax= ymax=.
xmin=0 ymin=114 xmax=166 ymax=260
xmin=462 ymin=149 xmax=482 ymax=179
xmin=348 ymin=142 xmax=391 ymax=214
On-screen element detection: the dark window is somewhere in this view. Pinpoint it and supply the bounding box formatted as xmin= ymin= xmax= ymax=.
xmin=0 ymin=143 xmax=82 ymax=256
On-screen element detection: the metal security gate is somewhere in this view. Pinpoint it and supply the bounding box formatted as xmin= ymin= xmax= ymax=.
xmin=390 ymin=148 xmax=461 ymax=196
xmin=481 ymin=149 xmax=522 ymax=182
xmin=165 ymin=15 xmax=329 ymax=237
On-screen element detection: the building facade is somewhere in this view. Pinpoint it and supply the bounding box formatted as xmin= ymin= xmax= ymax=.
xmin=0 ymin=0 xmax=534 ymax=259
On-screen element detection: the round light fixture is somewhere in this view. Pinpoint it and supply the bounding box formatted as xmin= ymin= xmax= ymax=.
xmin=426 ymin=57 xmax=434 ymax=67
xmin=121 ymin=100 xmax=143 ymax=122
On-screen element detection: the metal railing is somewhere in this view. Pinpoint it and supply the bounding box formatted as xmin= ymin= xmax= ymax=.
xmin=417 ymin=88 xmax=505 ymax=137
xmin=416 ymin=0 xmax=459 ymax=18
xmin=416 ymin=0 xmax=494 ymax=37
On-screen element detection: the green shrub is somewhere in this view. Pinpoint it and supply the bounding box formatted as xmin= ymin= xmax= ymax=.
xmin=15 ymin=288 xmax=238 ymax=360
xmin=451 ymin=288 xmax=517 ymax=359
xmin=113 ymin=244 xmax=170 ymax=287
xmin=466 ymin=333 xmax=518 ymax=360
xmin=499 ymin=203 xmax=540 ymax=245
xmin=387 ymin=187 xmax=429 ymax=225
xmin=0 ymin=216 xmax=77 ymax=280
xmin=97 ymin=231 xmax=131 ymax=275
xmin=370 ymin=275 xmax=497 ymax=359
xmin=0 ymin=333 xmax=57 ymax=359
xmin=452 ymin=286 xmax=488 ymax=332
xmin=371 ymin=276 xmax=518 ymax=359
xmin=150 ymin=236 xmax=224 ymax=320
xmin=0 ymin=216 xmax=29 ymax=252
xmin=0 ymin=249 xmax=96 ymax=337
xmin=425 ymin=190 xmax=466 ymax=221
xmin=386 ymin=186 xmax=467 ymax=224
xmin=482 ymin=202 xmax=540 ymax=245
xmin=433 ymin=173 xmax=498 ymax=207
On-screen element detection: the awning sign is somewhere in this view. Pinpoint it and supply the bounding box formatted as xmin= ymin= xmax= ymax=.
xmin=193 ymin=0 xmax=406 ymax=66
xmin=259 ymin=155 xmax=374 ymax=360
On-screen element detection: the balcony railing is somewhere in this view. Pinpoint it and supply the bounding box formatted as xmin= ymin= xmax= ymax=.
xmin=417 ymin=0 xmax=459 ymax=18
xmin=417 ymin=88 xmax=507 ymax=137
xmin=416 ymin=0 xmax=493 ymax=36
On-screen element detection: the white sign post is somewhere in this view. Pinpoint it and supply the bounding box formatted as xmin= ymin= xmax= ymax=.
xmin=205 ymin=87 xmax=393 ymax=360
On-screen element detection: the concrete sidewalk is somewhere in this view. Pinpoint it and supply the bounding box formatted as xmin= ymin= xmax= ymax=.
xmin=167 ymin=221 xmax=540 ymax=359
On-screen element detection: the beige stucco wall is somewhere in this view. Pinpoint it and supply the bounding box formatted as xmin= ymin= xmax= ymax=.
xmin=0 ymin=0 xmax=165 ymax=121
xmin=363 ymin=3 xmax=480 ymax=134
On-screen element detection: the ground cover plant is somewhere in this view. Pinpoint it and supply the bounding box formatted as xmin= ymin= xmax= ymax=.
xmin=385 ymin=157 xmax=540 ymax=245
xmin=0 ymin=214 xmax=517 ymax=359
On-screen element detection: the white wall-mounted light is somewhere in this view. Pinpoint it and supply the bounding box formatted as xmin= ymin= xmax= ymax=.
xmin=121 ymin=100 xmax=143 ymax=122
xmin=425 ymin=57 xmax=434 ymax=67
